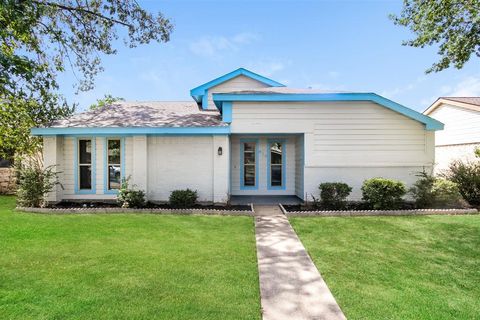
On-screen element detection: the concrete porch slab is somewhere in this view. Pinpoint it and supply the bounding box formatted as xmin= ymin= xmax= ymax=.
xmin=231 ymin=195 xmax=303 ymax=205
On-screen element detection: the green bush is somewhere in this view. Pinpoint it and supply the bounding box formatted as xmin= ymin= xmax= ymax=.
xmin=117 ymin=178 xmax=145 ymax=208
xmin=442 ymin=160 xmax=480 ymax=206
xmin=319 ymin=182 xmax=352 ymax=210
xmin=410 ymin=171 xmax=462 ymax=208
xmin=15 ymin=160 xmax=59 ymax=208
xmin=361 ymin=177 xmax=406 ymax=210
xmin=169 ymin=189 xmax=198 ymax=208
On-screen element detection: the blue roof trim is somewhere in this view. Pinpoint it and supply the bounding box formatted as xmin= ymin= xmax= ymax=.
xmin=212 ymin=92 xmax=444 ymax=131
xmin=31 ymin=126 xmax=231 ymax=136
xmin=190 ymin=68 xmax=285 ymax=104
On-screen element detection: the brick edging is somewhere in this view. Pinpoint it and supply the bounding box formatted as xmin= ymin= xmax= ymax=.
xmin=281 ymin=205 xmax=478 ymax=217
xmin=16 ymin=206 xmax=254 ymax=216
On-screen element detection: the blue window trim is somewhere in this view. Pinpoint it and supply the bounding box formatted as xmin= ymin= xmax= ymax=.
xmin=190 ymin=68 xmax=285 ymax=105
xmin=240 ymin=139 xmax=259 ymax=190
xmin=212 ymin=92 xmax=444 ymax=131
xmin=267 ymin=139 xmax=287 ymax=190
xmin=74 ymin=137 xmax=96 ymax=195
xmin=103 ymin=137 xmax=125 ymax=195
xmin=31 ymin=126 xmax=230 ymax=136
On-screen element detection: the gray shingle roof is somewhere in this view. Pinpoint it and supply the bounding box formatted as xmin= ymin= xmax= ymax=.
xmin=441 ymin=97 xmax=480 ymax=107
xmin=49 ymin=101 xmax=226 ymax=128
xmin=223 ymin=87 xmax=350 ymax=94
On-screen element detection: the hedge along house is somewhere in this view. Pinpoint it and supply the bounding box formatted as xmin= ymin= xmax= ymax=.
xmin=32 ymin=68 xmax=444 ymax=204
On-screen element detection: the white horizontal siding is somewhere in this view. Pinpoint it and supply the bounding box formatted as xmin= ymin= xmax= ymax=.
xmin=207 ymin=75 xmax=270 ymax=109
xmin=428 ymin=104 xmax=480 ymax=146
xmin=231 ymin=101 xmax=433 ymax=167
xmin=435 ymin=143 xmax=480 ymax=173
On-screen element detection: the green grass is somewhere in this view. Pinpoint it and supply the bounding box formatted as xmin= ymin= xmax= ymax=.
xmin=290 ymin=215 xmax=480 ymax=320
xmin=0 ymin=196 xmax=260 ymax=320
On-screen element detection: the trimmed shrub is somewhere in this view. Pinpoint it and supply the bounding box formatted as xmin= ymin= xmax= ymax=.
xmin=319 ymin=182 xmax=352 ymax=210
xmin=169 ymin=189 xmax=198 ymax=208
xmin=15 ymin=160 xmax=59 ymax=208
xmin=361 ymin=177 xmax=406 ymax=210
xmin=117 ymin=178 xmax=145 ymax=208
xmin=442 ymin=160 xmax=480 ymax=206
xmin=410 ymin=171 xmax=462 ymax=208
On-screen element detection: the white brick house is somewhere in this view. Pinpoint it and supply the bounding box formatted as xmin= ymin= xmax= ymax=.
xmin=33 ymin=68 xmax=443 ymax=203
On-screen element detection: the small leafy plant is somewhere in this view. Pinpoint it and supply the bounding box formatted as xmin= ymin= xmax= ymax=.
xmin=15 ymin=160 xmax=60 ymax=208
xmin=361 ymin=177 xmax=406 ymax=210
xmin=117 ymin=178 xmax=145 ymax=208
xmin=319 ymin=182 xmax=352 ymax=210
xmin=169 ymin=189 xmax=198 ymax=208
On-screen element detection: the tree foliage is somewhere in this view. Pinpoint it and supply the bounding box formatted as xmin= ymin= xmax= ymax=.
xmin=89 ymin=94 xmax=124 ymax=110
xmin=0 ymin=0 xmax=173 ymax=157
xmin=391 ymin=0 xmax=480 ymax=73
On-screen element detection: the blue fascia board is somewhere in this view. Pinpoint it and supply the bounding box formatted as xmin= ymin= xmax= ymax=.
xmin=212 ymin=92 xmax=444 ymax=131
xmin=222 ymin=101 xmax=232 ymax=123
xmin=31 ymin=126 xmax=231 ymax=136
xmin=190 ymin=68 xmax=285 ymax=105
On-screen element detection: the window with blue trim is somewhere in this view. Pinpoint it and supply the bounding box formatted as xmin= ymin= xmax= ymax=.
xmin=78 ymin=139 xmax=92 ymax=190
xmin=107 ymin=139 xmax=121 ymax=190
xmin=243 ymin=142 xmax=256 ymax=187
xmin=270 ymin=142 xmax=283 ymax=187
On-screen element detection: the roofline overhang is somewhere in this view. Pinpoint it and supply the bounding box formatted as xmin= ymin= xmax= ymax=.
xmin=31 ymin=126 xmax=231 ymax=136
xmin=213 ymin=92 xmax=444 ymax=131
xmin=190 ymin=68 xmax=285 ymax=103
xmin=424 ymin=98 xmax=480 ymax=115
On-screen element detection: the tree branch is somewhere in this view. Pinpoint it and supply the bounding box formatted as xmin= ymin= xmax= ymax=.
xmin=31 ymin=0 xmax=132 ymax=27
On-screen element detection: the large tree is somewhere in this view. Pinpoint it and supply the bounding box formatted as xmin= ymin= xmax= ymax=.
xmin=0 ymin=0 xmax=173 ymax=160
xmin=391 ymin=0 xmax=480 ymax=73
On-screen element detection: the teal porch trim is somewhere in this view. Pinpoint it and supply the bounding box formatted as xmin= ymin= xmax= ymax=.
xmin=103 ymin=137 xmax=125 ymax=195
xmin=212 ymin=92 xmax=444 ymax=131
xmin=31 ymin=126 xmax=231 ymax=136
xmin=240 ymin=138 xmax=259 ymax=190
xmin=267 ymin=139 xmax=287 ymax=190
xmin=74 ymin=137 xmax=96 ymax=195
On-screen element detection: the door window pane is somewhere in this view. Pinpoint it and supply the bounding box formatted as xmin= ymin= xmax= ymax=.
xmin=79 ymin=165 xmax=92 ymax=189
xmin=107 ymin=139 xmax=121 ymax=190
xmin=108 ymin=140 xmax=121 ymax=164
xmin=244 ymin=166 xmax=255 ymax=186
xmin=108 ymin=165 xmax=121 ymax=189
xmin=243 ymin=142 xmax=256 ymax=187
xmin=79 ymin=140 xmax=91 ymax=164
xmin=270 ymin=142 xmax=283 ymax=187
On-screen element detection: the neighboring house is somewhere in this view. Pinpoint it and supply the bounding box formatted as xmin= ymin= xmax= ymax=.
xmin=32 ymin=68 xmax=443 ymax=203
xmin=423 ymin=97 xmax=480 ymax=172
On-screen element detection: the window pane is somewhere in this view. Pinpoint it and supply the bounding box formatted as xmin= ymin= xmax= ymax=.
xmin=108 ymin=140 xmax=121 ymax=164
xmin=271 ymin=143 xmax=283 ymax=165
xmin=244 ymin=152 xmax=255 ymax=164
xmin=108 ymin=165 xmax=121 ymax=189
xmin=244 ymin=142 xmax=255 ymax=152
xmin=79 ymin=140 xmax=92 ymax=164
xmin=244 ymin=166 xmax=255 ymax=186
xmin=79 ymin=165 xmax=91 ymax=189
xmin=271 ymin=165 xmax=282 ymax=186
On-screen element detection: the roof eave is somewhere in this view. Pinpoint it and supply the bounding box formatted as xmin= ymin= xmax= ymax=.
xmin=213 ymin=92 xmax=444 ymax=131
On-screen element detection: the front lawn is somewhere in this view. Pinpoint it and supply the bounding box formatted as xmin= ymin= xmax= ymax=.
xmin=290 ymin=215 xmax=480 ymax=320
xmin=0 ymin=196 xmax=260 ymax=320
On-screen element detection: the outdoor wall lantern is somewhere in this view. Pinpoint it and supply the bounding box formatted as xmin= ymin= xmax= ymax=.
xmin=218 ymin=147 xmax=223 ymax=156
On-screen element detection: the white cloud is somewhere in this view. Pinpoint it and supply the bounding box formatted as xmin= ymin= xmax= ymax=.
xmin=381 ymin=76 xmax=426 ymax=99
xmin=189 ymin=32 xmax=260 ymax=58
xmin=246 ymin=60 xmax=287 ymax=77
xmin=444 ymin=76 xmax=480 ymax=96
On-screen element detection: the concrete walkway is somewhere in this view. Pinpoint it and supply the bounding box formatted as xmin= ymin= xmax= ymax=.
xmin=254 ymin=205 xmax=346 ymax=320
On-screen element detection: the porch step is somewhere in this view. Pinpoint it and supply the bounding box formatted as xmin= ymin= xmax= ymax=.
xmin=253 ymin=205 xmax=284 ymax=216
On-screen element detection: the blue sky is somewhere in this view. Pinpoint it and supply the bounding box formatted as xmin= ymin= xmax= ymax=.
xmin=58 ymin=0 xmax=480 ymax=112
